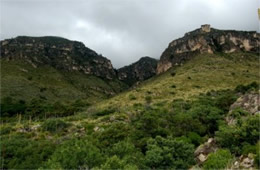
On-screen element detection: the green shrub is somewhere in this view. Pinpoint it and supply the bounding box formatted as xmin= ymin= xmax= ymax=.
xmin=145 ymin=136 xmax=195 ymax=169
xmin=170 ymin=72 xmax=176 ymax=76
xmin=203 ymin=149 xmax=232 ymax=169
xmin=44 ymin=138 xmax=103 ymax=169
xmin=216 ymin=115 xmax=260 ymax=155
xmin=1 ymin=97 xmax=27 ymax=117
xmin=106 ymin=140 xmax=145 ymax=168
xmin=41 ymin=118 xmax=69 ymax=133
xmin=0 ymin=136 xmax=55 ymax=169
xmin=129 ymin=94 xmax=137 ymax=100
xmin=94 ymin=108 xmax=116 ymax=117
xmin=171 ymin=84 xmax=176 ymax=88
xmin=97 ymin=122 xmax=132 ymax=147
xmin=241 ymin=143 xmax=256 ymax=155
xmin=187 ymin=132 xmax=202 ymax=146
xmin=145 ymin=96 xmax=152 ymax=103
xmin=235 ymin=82 xmax=259 ymax=94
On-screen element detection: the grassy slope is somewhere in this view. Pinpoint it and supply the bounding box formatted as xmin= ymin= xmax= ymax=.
xmin=0 ymin=59 xmax=127 ymax=105
xmin=94 ymin=52 xmax=259 ymax=112
xmin=0 ymin=52 xmax=259 ymax=169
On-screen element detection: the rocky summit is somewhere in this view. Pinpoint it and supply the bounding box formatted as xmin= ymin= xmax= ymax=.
xmin=0 ymin=36 xmax=116 ymax=79
xmin=157 ymin=25 xmax=260 ymax=74
xmin=117 ymin=56 xmax=158 ymax=86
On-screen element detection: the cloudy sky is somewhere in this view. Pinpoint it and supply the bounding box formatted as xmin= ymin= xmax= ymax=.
xmin=0 ymin=0 xmax=259 ymax=68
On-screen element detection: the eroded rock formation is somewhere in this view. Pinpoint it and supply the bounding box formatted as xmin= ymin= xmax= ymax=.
xmin=157 ymin=25 xmax=259 ymax=74
xmin=0 ymin=36 xmax=116 ymax=79
xmin=117 ymin=56 xmax=158 ymax=86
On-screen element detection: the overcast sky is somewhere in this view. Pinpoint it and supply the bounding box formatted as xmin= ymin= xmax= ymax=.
xmin=0 ymin=0 xmax=259 ymax=68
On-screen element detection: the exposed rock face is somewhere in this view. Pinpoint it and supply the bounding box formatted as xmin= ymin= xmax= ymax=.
xmin=194 ymin=138 xmax=218 ymax=164
xmin=117 ymin=56 xmax=158 ymax=86
xmin=232 ymin=154 xmax=255 ymax=169
xmin=226 ymin=92 xmax=259 ymax=125
xmin=157 ymin=25 xmax=260 ymax=74
xmin=0 ymin=36 xmax=116 ymax=79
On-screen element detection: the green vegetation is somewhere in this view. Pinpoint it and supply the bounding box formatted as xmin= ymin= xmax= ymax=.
xmin=1 ymin=53 xmax=259 ymax=169
xmin=1 ymin=59 xmax=127 ymax=105
xmin=203 ymin=149 xmax=233 ymax=169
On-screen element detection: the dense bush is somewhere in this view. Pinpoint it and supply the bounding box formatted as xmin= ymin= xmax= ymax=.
xmin=216 ymin=115 xmax=260 ymax=155
xmin=203 ymin=149 xmax=232 ymax=169
xmin=1 ymin=98 xmax=83 ymax=120
xmin=41 ymin=118 xmax=70 ymax=133
xmin=235 ymin=81 xmax=259 ymax=94
xmin=97 ymin=122 xmax=132 ymax=147
xmin=145 ymin=136 xmax=195 ymax=169
xmin=100 ymin=155 xmax=138 ymax=170
xmin=1 ymin=97 xmax=27 ymax=117
xmin=44 ymin=138 xmax=103 ymax=169
xmin=145 ymin=96 xmax=152 ymax=103
xmin=0 ymin=136 xmax=55 ymax=169
xmin=105 ymin=140 xmax=145 ymax=168
xmin=94 ymin=108 xmax=116 ymax=117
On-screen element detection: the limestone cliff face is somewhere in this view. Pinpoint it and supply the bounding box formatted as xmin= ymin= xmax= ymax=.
xmin=117 ymin=56 xmax=158 ymax=86
xmin=0 ymin=36 xmax=116 ymax=79
xmin=157 ymin=25 xmax=260 ymax=74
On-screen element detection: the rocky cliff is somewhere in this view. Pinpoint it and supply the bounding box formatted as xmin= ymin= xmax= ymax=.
xmin=0 ymin=36 xmax=116 ymax=79
xmin=157 ymin=25 xmax=260 ymax=74
xmin=117 ymin=56 xmax=158 ymax=86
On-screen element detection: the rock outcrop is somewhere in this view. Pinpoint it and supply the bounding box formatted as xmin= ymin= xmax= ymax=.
xmin=157 ymin=25 xmax=260 ymax=74
xmin=117 ymin=56 xmax=158 ymax=86
xmin=0 ymin=36 xmax=116 ymax=79
xmin=226 ymin=92 xmax=259 ymax=125
xmin=194 ymin=138 xmax=218 ymax=164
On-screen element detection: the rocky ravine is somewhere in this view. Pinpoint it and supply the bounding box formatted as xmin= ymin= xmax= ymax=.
xmin=117 ymin=56 xmax=158 ymax=86
xmin=157 ymin=25 xmax=260 ymax=74
xmin=0 ymin=36 xmax=116 ymax=80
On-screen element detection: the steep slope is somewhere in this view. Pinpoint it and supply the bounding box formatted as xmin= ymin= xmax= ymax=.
xmin=1 ymin=36 xmax=116 ymax=79
xmin=117 ymin=56 xmax=158 ymax=86
xmin=157 ymin=25 xmax=259 ymax=73
xmin=0 ymin=36 xmax=128 ymax=104
xmin=96 ymin=52 xmax=259 ymax=110
xmin=1 ymin=28 xmax=259 ymax=170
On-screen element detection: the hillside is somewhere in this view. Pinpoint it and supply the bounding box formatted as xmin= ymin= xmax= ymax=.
xmin=117 ymin=56 xmax=158 ymax=86
xmin=0 ymin=36 xmax=128 ymax=107
xmin=97 ymin=52 xmax=259 ymax=110
xmin=0 ymin=26 xmax=259 ymax=169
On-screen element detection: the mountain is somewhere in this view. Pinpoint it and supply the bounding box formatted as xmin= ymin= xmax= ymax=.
xmin=0 ymin=36 xmax=128 ymax=104
xmin=1 ymin=36 xmax=116 ymax=79
xmin=117 ymin=56 xmax=158 ymax=86
xmin=1 ymin=26 xmax=259 ymax=170
xmin=157 ymin=25 xmax=259 ymax=73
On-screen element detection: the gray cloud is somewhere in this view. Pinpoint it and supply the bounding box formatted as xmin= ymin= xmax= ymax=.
xmin=1 ymin=0 xmax=259 ymax=68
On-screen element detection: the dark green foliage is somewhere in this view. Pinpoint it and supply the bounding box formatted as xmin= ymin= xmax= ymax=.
xmin=170 ymin=72 xmax=176 ymax=76
xmin=235 ymin=81 xmax=259 ymax=94
xmin=94 ymin=108 xmax=116 ymax=117
xmin=216 ymin=115 xmax=260 ymax=155
xmin=171 ymin=84 xmax=176 ymax=88
xmin=187 ymin=132 xmax=202 ymax=146
xmin=255 ymin=142 xmax=260 ymax=168
xmin=145 ymin=136 xmax=195 ymax=169
xmin=44 ymin=138 xmax=103 ymax=169
xmin=104 ymin=140 xmax=145 ymax=169
xmin=203 ymin=149 xmax=232 ymax=169
xmin=1 ymin=98 xmax=83 ymax=121
xmin=0 ymin=136 xmax=55 ymax=169
xmin=1 ymin=97 xmax=27 ymax=117
xmin=145 ymin=96 xmax=152 ymax=103
xmin=41 ymin=118 xmax=70 ymax=133
xmin=97 ymin=122 xmax=132 ymax=147
xmin=129 ymin=94 xmax=137 ymax=100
